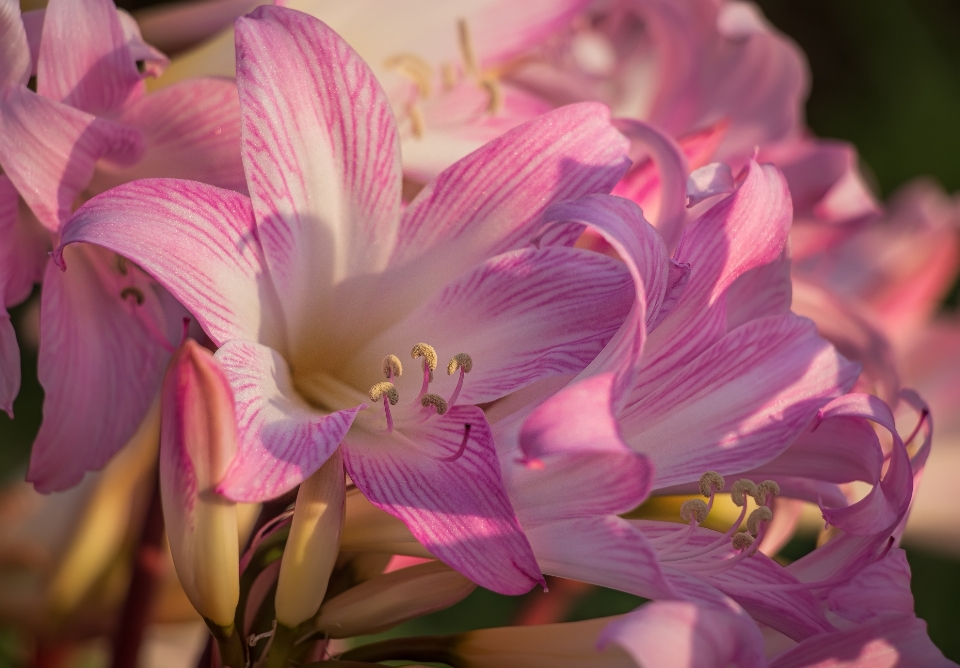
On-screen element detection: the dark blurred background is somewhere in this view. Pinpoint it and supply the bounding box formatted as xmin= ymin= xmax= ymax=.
xmin=2 ymin=0 xmax=959 ymax=663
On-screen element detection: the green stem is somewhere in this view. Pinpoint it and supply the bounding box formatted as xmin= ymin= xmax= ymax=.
xmin=264 ymin=623 xmax=297 ymax=668
xmin=207 ymin=622 xmax=245 ymax=668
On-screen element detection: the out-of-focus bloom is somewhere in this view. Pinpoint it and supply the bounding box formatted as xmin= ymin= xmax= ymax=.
xmin=159 ymin=339 xmax=239 ymax=628
xmin=56 ymin=5 xmax=645 ymax=596
xmin=0 ymin=0 xmax=246 ymax=492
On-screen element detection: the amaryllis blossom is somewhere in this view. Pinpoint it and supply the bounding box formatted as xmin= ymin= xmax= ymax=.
xmin=56 ymin=5 xmax=642 ymax=595
xmin=0 ymin=0 xmax=246 ymax=490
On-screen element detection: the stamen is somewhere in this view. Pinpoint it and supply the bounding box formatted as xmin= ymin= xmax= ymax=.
xmin=699 ymin=471 xmax=725 ymax=497
xmin=679 ymin=499 xmax=709 ymax=524
xmin=754 ymin=480 xmax=780 ymax=506
xmin=408 ymin=102 xmax=426 ymax=139
xmin=370 ymin=382 xmax=399 ymax=433
xmin=442 ymin=62 xmax=457 ymax=89
xmin=382 ymin=355 xmax=403 ymax=380
xmin=438 ymin=424 xmax=471 ymax=462
xmin=480 ymin=77 xmax=503 ymax=114
xmin=446 ymin=353 xmax=473 ymax=407
xmin=447 ymin=353 xmax=473 ymax=375
xmin=732 ymin=532 xmax=754 ymax=551
xmin=412 ymin=343 xmax=438 ymax=398
xmin=457 ymin=18 xmax=480 ymax=80
xmin=120 ymin=286 xmax=145 ymax=305
xmin=368 ymin=382 xmax=399 ymax=405
xmin=384 ymin=53 xmax=434 ymax=97
xmin=115 ymin=255 xmax=129 ymax=275
xmin=730 ymin=479 xmax=758 ymax=507
xmin=420 ymin=393 xmax=448 ymax=415
xmin=746 ymin=506 xmax=773 ymax=535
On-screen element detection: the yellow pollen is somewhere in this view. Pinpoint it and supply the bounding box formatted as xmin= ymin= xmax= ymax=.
xmin=755 ymin=480 xmax=781 ymax=506
xmin=746 ymin=506 xmax=773 ymax=535
xmin=699 ymin=471 xmax=725 ymax=497
xmin=382 ymin=355 xmax=403 ymax=379
xmin=679 ymin=499 xmax=709 ymax=524
xmin=384 ymin=53 xmax=434 ymax=97
xmin=441 ymin=62 xmax=457 ymax=89
xmin=447 ymin=353 xmax=473 ymax=375
xmin=411 ymin=343 xmax=438 ymax=371
xmin=420 ymin=393 xmax=448 ymax=415
xmin=732 ymin=532 xmax=754 ymax=551
xmin=408 ymin=102 xmax=426 ymax=139
xmin=480 ymin=77 xmax=504 ymax=115
xmin=368 ymin=382 xmax=399 ymax=405
xmin=731 ymin=479 xmax=758 ymax=507
xmin=457 ymin=18 xmax=480 ymax=80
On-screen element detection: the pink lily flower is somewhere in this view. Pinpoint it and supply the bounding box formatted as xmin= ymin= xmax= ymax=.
xmin=56 ymin=5 xmax=638 ymax=595
xmin=0 ymin=0 xmax=247 ymax=488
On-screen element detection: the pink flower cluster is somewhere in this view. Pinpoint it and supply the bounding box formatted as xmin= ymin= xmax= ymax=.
xmin=1 ymin=0 xmax=956 ymax=666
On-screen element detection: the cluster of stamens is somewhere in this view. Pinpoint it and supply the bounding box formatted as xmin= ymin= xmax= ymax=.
xmin=385 ymin=19 xmax=504 ymax=138
xmin=367 ymin=343 xmax=473 ymax=434
xmin=659 ymin=472 xmax=780 ymax=575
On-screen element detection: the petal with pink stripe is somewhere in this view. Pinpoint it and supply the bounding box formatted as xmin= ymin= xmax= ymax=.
xmin=28 ymin=245 xmax=172 ymax=492
xmin=92 ymin=78 xmax=245 ymax=194
xmin=0 ymin=87 xmax=143 ymax=231
xmin=344 ymin=246 xmax=632 ymax=406
xmin=0 ymin=0 xmax=30 ymax=89
xmin=58 ymin=179 xmax=283 ymax=349
xmin=235 ymin=6 xmax=402 ymax=356
xmin=622 ymin=314 xmax=860 ymax=489
xmin=215 ymin=339 xmax=361 ymax=503
xmin=342 ymin=405 xmax=542 ymax=596
xmin=36 ymin=0 xmax=142 ymax=115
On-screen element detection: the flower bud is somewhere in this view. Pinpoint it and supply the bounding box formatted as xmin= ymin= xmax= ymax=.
xmin=275 ymin=448 xmax=345 ymax=628
xmin=159 ymin=340 xmax=239 ymax=628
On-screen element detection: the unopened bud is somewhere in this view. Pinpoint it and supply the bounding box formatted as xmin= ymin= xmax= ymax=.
xmin=159 ymin=340 xmax=239 ymax=627
xmin=275 ymin=449 xmax=346 ymax=628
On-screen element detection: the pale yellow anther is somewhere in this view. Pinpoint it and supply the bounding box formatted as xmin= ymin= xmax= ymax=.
xmin=679 ymin=499 xmax=709 ymax=524
xmin=699 ymin=471 xmax=725 ymax=497
xmin=441 ymin=62 xmax=457 ymax=89
xmin=480 ymin=77 xmax=504 ymax=115
xmin=447 ymin=353 xmax=474 ymax=375
xmin=457 ymin=18 xmax=479 ymax=80
xmin=382 ymin=355 xmax=403 ymax=379
xmin=755 ymin=480 xmax=781 ymax=506
xmin=408 ymin=102 xmax=426 ymax=139
xmin=384 ymin=53 xmax=434 ymax=97
xmin=732 ymin=532 xmax=755 ymax=551
xmin=411 ymin=343 xmax=438 ymax=371
xmin=369 ymin=382 xmax=399 ymax=405
xmin=746 ymin=506 xmax=773 ymax=536
xmin=731 ymin=479 xmax=758 ymax=507
xmin=420 ymin=393 xmax=448 ymax=415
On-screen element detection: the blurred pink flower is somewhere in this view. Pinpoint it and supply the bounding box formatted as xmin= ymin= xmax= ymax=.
xmin=0 ymin=0 xmax=246 ymax=486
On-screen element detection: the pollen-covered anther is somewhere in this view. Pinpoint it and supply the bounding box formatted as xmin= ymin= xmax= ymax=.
xmin=746 ymin=506 xmax=773 ymax=536
xmin=679 ymin=499 xmax=709 ymax=525
xmin=369 ymin=382 xmax=399 ymax=405
xmin=420 ymin=393 xmax=448 ymax=415
xmin=754 ymin=480 xmax=781 ymax=506
xmin=732 ymin=532 xmax=754 ymax=552
xmin=731 ymin=479 xmax=758 ymax=507
xmin=447 ymin=353 xmax=473 ymax=375
xmin=698 ymin=471 xmax=725 ymax=497
xmin=411 ymin=342 xmax=438 ymax=377
xmin=382 ymin=355 xmax=403 ymax=379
